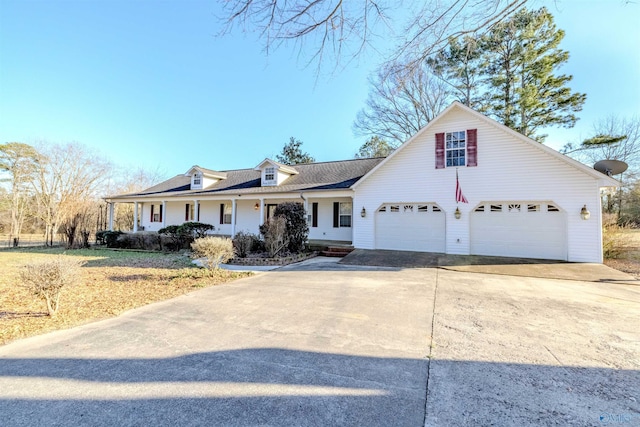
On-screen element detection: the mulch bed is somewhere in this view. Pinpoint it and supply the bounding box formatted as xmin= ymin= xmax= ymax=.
xmin=227 ymin=252 xmax=317 ymax=266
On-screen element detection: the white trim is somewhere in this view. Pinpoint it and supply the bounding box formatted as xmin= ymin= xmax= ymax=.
xmin=133 ymin=202 xmax=139 ymax=232
xmin=108 ymin=203 xmax=114 ymax=231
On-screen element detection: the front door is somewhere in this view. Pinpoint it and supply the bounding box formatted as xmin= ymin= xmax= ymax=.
xmin=266 ymin=204 xmax=278 ymax=221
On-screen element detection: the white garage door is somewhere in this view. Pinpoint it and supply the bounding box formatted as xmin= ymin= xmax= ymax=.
xmin=375 ymin=203 xmax=446 ymax=252
xmin=470 ymin=202 xmax=567 ymax=260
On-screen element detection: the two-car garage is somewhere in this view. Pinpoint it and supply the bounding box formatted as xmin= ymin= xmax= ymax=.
xmin=374 ymin=201 xmax=568 ymax=260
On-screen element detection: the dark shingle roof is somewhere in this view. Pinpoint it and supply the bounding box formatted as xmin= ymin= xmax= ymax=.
xmin=107 ymin=157 xmax=385 ymax=200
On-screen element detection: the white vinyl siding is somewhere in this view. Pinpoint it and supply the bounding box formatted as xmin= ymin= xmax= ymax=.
xmin=353 ymin=105 xmax=605 ymax=262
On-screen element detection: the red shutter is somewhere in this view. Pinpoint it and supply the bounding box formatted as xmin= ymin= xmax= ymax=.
xmin=435 ymin=133 xmax=445 ymax=169
xmin=150 ymin=205 xmax=154 ymax=222
xmin=467 ymin=129 xmax=477 ymax=167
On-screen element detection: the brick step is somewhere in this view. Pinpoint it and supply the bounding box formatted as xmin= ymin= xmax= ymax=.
xmin=320 ymin=246 xmax=355 ymax=257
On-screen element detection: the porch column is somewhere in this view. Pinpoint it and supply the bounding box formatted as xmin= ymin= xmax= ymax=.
xmin=231 ymin=199 xmax=237 ymax=237
xmin=162 ymin=201 xmax=166 ymax=227
xmin=194 ymin=199 xmax=200 ymax=221
xmin=133 ymin=202 xmax=139 ymax=232
xmin=108 ymin=202 xmax=114 ymax=231
xmin=302 ymin=195 xmax=309 ymax=223
xmin=259 ymin=198 xmax=265 ymax=226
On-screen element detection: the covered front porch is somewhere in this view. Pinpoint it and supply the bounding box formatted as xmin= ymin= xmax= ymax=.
xmin=105 ymin=190 xmax=355 ymax=243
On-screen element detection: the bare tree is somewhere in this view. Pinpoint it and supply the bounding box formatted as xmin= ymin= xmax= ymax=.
xmin=353 ymin=61 xmax=451 ymax=146
xmin=105 ymin=166 xmax=167 ymax=231
xmin=581 ymin=116 xmax=640 ymax=171
xmin=0 ymin=142 xmax=40 ymax=246
xmin=31 ymin=142 xmax=112 ymax=246
xmin=564 ymin=115 xmax=640 ymax=220
xmin=220 ymin=0 xmax=529 ymax=71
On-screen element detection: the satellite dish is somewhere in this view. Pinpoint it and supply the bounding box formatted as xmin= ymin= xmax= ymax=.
xmin=594 ymin=159 xmax=628 ymax=176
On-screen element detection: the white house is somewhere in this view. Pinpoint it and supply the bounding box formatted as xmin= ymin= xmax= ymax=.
xmin=105 ymin=102 xmax=618 ymax=263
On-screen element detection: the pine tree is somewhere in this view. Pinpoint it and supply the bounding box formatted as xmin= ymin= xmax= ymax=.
xmin=355 ymin=136 xmax=394 ymax=158
xmin=275 ymin=137 xmax=315 ymax=165
xmin=480 ymin=7 xmax=586 ymax=141
xmin=428 ymin=35 xmax=483 ymax=109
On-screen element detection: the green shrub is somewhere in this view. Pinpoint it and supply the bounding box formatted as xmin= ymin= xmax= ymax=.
xmin=191 ymin=236 xmax=235 ymax=270
xmin=159 ymin=223 xmax=215 ymax=251
xmin=158 ymin=225 xmax=190 ymax=251
xmin=114 ymin=233 xmax=161 ymax=250
xmin=20 ymin=256 xmax=84 ymax=317
xmin=95 ymin=230 xmax=108 ymax=245
xmin=181 ymin=222 xmax=215 ymax=238
xmin=102 ymin=231 xmax=124 ymax=248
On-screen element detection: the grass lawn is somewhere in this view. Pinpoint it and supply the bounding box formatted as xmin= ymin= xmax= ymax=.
xmin=0 ymin=248 xmax=251 ymax=346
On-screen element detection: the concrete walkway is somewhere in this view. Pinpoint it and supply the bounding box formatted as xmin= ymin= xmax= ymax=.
xmin=1 ymin=258 xmax=638 ymax=426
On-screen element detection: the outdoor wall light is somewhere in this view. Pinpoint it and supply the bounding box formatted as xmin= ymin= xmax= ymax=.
xmin=361 ymin=207 xmax=366 ymax=218
xmin=454 ymin=207 xmax=461 ymax=219
xmin=580 ymin=205 xmax=590 ymax=220
xmin=254 ymin=202 xmax=260 ymax=210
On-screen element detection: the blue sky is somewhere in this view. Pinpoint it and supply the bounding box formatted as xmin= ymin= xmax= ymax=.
xmin=1 ymin=0 xmax=638 ymax=179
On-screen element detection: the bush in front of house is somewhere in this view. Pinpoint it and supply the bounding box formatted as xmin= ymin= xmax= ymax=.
xmin=158 ymin=225 xmax=190 ymax=251
xmin=181 ymin=222 xmax=215 ymax=239
xmin=20 ymin=256 xmax=84 ymax=317
xmin=191 ymin=236 xmax=235 ymax=270
xmin=113 ymin=232 xmax=162 ymax=250
xmin=159 ymin=222 xmax=215 ymax=251
xmin=260 ymin=216 xmax=289 ymax=257
xmin=100 ymin=230 xmax=124 ymax=248
xmin=273 ymin=202 xmax=309 ymax=253
xmin=233 ymin=231 xmax=261 ymax=258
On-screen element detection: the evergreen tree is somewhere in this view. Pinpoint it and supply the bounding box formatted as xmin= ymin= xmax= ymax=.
xmin=428 ymin=35 xmax=483 ymax=109
xmin=355 ymin=136 xmax=394 ymax=158
xmin=275 ymin=137 xmax=315 ymax=165
xmin=480 ymin=7 xmax=586 ymax=141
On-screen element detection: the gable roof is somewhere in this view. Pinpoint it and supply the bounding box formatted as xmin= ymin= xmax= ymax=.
xmin=185 ymin=165 xmax=228 ymax=180
xmin=352 ymin=101 xmax=620 ymax=189
xmin=254 ymin=158 xmax=299 ymax=175
xmin=106 ymin=157 xmax=385 ymax=200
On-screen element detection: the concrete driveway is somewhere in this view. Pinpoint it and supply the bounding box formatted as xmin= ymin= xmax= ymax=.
xmin=1 ymin=257 xmax=639 ymax=426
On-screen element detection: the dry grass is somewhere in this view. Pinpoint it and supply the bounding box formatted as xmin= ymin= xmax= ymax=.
xmin=0 ymin=248 xmax=251 ymax=346
xmin=603 ymin=229 xmax=640 ymax=279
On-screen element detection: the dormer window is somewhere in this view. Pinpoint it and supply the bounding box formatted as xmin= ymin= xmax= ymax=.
xmin=185 ymin=167 xmax=226 ymax=190
xmin=255 ymin=159 xmax=299 ymax=186
xmin=265 ymin=167 xmax=275 ymax=182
